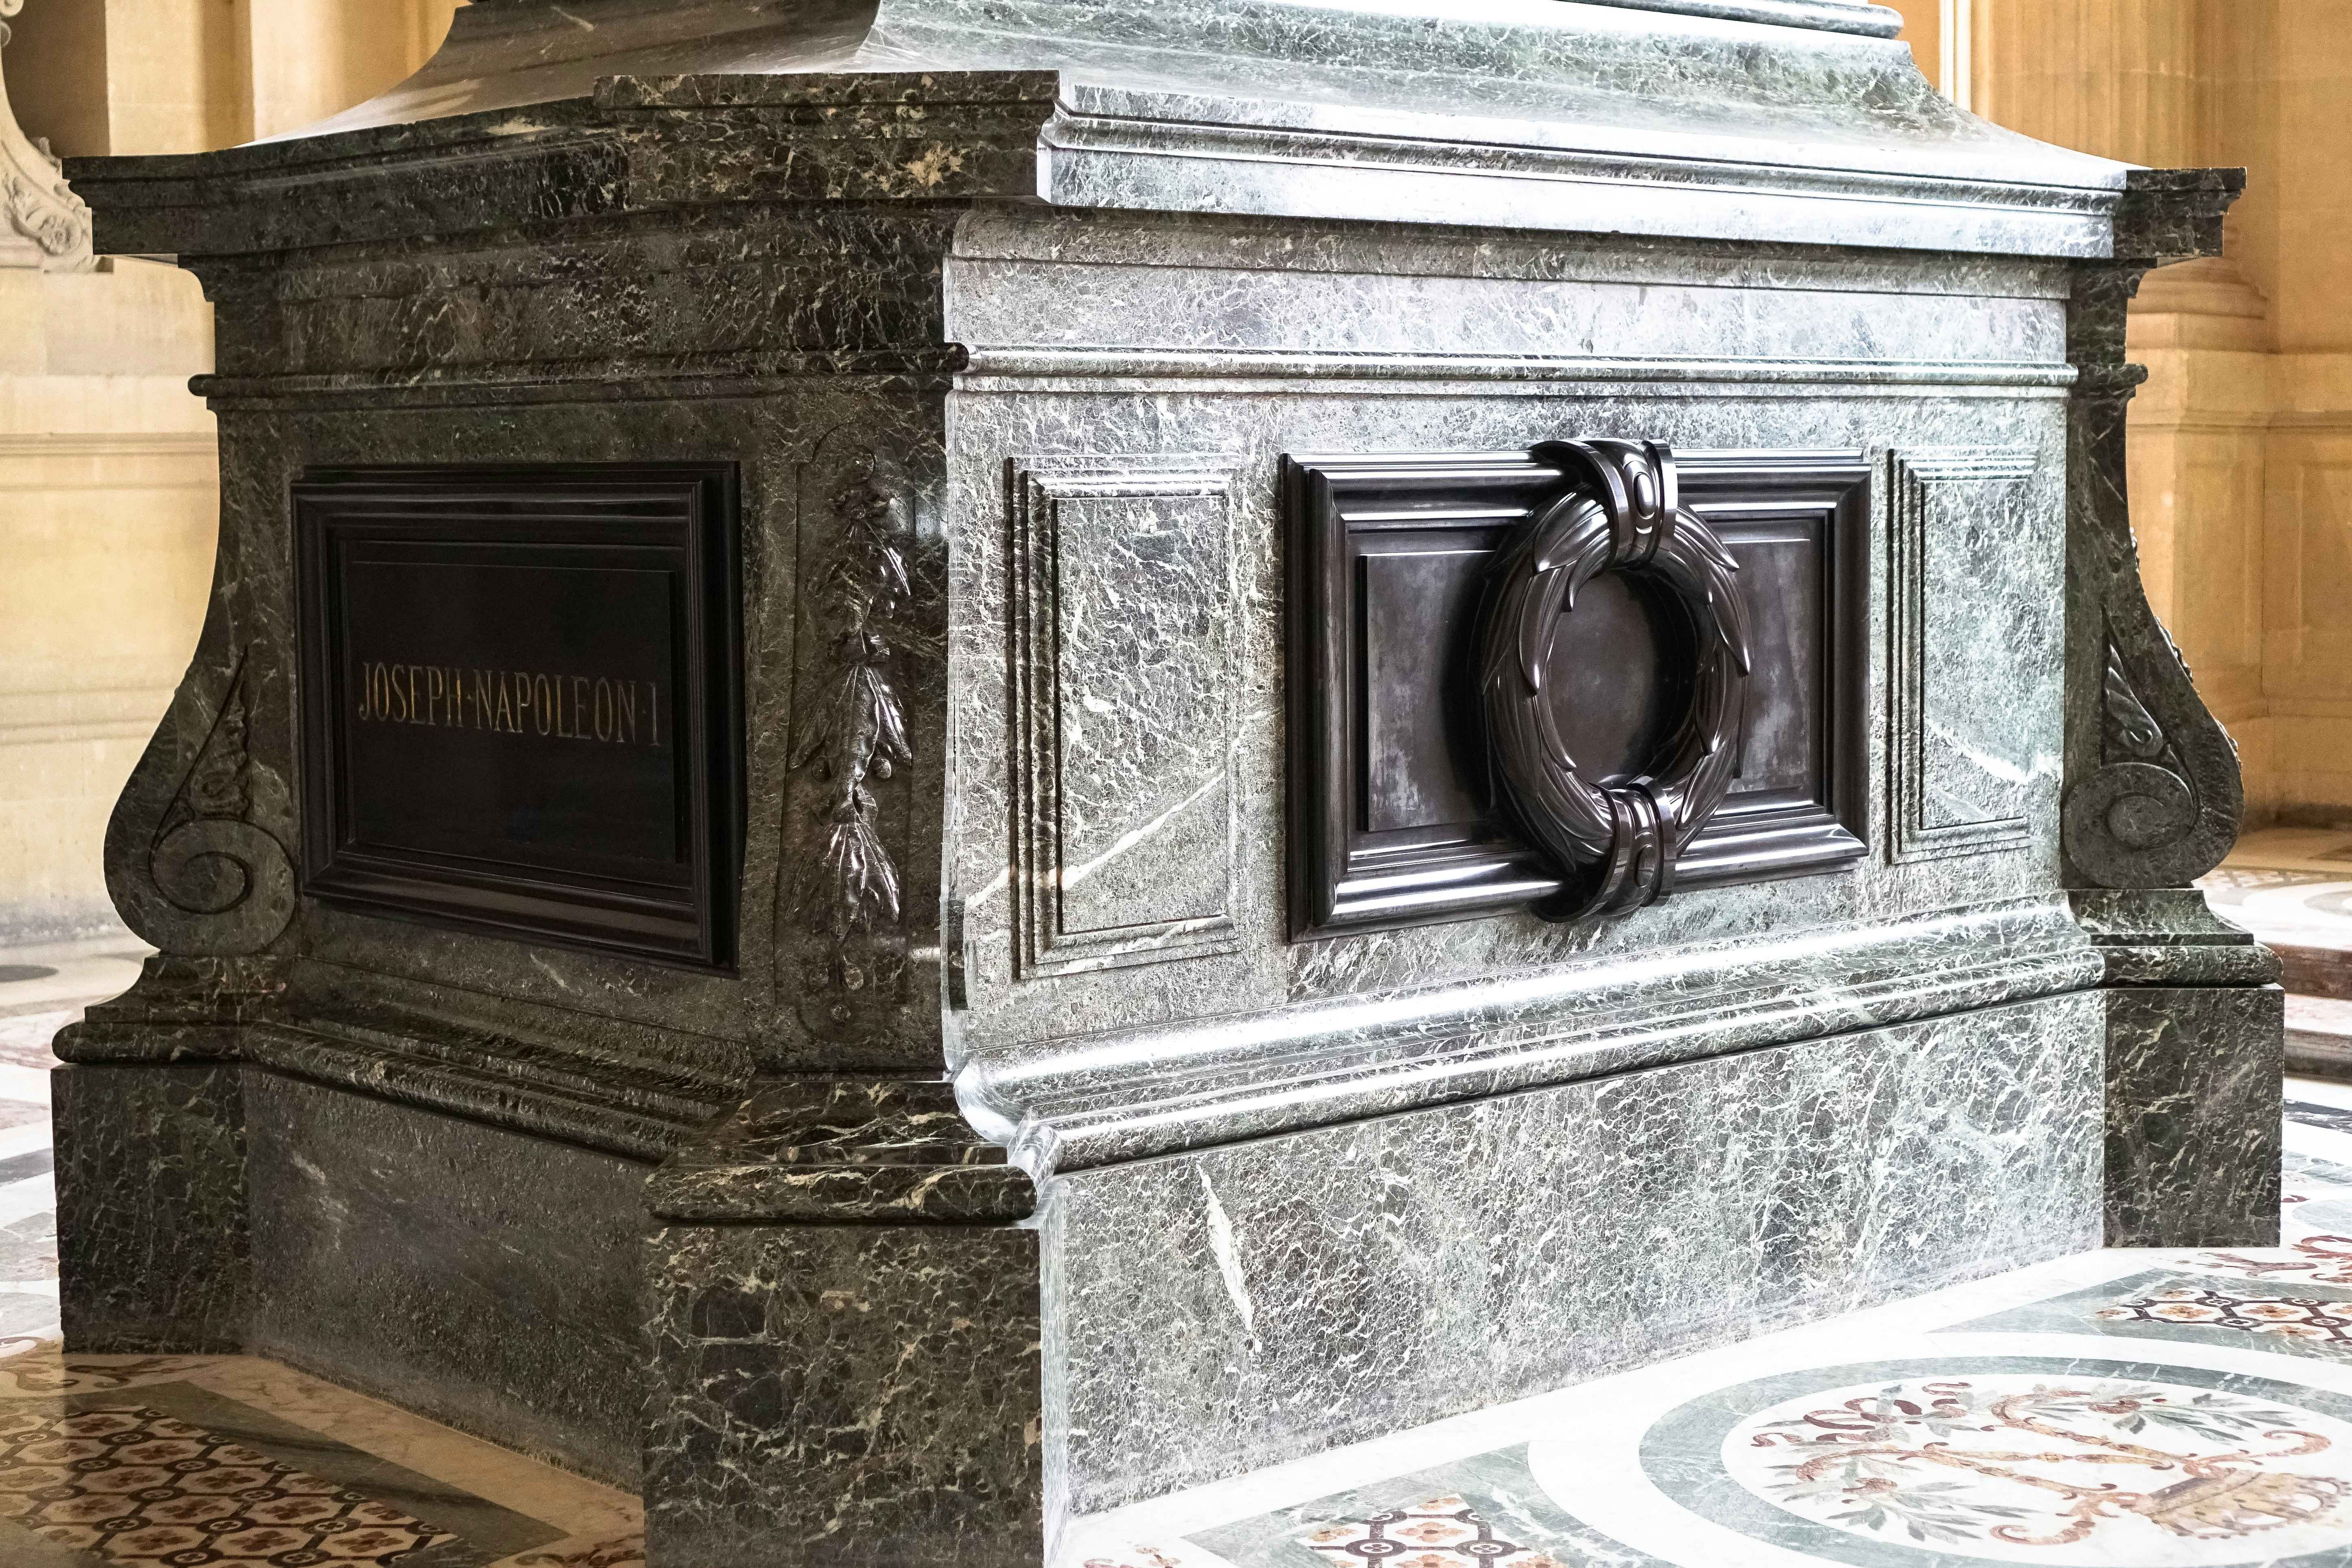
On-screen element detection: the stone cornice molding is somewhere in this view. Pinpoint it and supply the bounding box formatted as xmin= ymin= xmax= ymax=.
xmin=0 ymin=0 xmax=94 ymax=272
xmin=108 ymin=0 xmax=2113 ymax=261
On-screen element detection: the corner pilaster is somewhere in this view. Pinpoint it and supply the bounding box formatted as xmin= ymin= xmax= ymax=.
xmin=2063 ymin=167 xmax=2283 ymax=1247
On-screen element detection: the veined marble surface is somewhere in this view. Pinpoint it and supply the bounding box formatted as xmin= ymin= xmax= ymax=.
xmin=1061 ymin=1081 xmax=2352 ymax=1568
xmin=1045 ymin=994 xmax=2105 ymax=1512
xmin=50 ymin=20 xmax=2265 ymax=1560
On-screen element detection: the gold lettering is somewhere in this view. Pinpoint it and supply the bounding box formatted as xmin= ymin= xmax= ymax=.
xmin=348 ymin=658 xmax=662 ymax=744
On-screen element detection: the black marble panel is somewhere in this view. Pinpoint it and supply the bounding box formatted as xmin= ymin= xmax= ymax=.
xmin=295 ymin=463 xmax=743 ymax=970
xmin=242 ymin=1072 xmax=655 ymax=1486
xmin=1287 ymin=448 xmax=1869 ymax=936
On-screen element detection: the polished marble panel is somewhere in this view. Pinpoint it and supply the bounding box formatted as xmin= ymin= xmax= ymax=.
xmin=1060 ymin=1084 xmax=2352 ymax=1568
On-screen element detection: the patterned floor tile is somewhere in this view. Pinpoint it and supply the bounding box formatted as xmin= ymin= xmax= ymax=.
xmin=0 ymin=1342 xmax=643 ymax=1566
xmin=1941 ymin=1267 xmax=2352 ymax=1359
xmin=0 ymin=1403 xmax=454 ymax=1566
xmin=495 ymin=1537 xmax=645 ymax=1568
xmin=1186 ymin=1450 xmax=1668 ymax=1568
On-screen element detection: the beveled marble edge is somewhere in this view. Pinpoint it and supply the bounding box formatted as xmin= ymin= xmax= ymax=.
xmin=235 ymin=1023 xmax=709 ymax=1163
xmin=958 ymin=897 xmax=2110 ymax=1173
xmin=1572 ymin=0 xmax=1900 ymax=36
xmin=957 ymin=350 xmax=2080 ymax=387
xmin=1046 ymin=80 xmax=2122 ymax=196
xmin=1035 ymin=114 xmax=2117 ymax=259
xmin=280 ymin=0 xmax=1919 ymax=149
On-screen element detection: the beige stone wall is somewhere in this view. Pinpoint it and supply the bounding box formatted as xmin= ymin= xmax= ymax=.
xmin=0 ymin=265 xmax=217 ymax=939
xmin=0 ymin=0 xmax=461 ymax=938
xmin=6 ymin=0 xmax=461 ymax=154
xmin=1897 ymin=0 xmax=2352 ymax=829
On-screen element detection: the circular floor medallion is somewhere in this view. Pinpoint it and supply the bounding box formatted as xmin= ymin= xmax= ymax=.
xmin=1642 ymin=1359 xmax=2352 ymax=1568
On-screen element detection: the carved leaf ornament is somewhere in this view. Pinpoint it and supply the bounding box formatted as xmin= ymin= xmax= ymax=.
xmin=1477 ymin=440 xmax=1753 ymax=921
xmin=0 ymin=1 xmax=96 ymax=273
xmin=790 ymin=466 xmax=914 ymax=942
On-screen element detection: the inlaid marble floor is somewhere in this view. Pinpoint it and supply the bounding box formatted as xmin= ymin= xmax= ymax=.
xmin=2202 ymin=827 xmax=2352 ymax=1073
xmin=1063 ymin=1080 xmax=2352 ymax=1568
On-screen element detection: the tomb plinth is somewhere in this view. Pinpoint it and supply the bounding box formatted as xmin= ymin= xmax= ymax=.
xmin=54 ymin=1 xmax=2278 ymax=1562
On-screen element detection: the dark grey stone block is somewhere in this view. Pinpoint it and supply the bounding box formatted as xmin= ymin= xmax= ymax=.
xmin=244 ymin=1072 xmax=657 ymax=1486
xmin=2106 ymin=986 xmax=2285 ymax=1249
xmin=645 ymin=1222 xmax=1043 ymax=1568
xmin=42 ymin=0 xmax=2275 ymax=1558
xmin=54 ymin=1062 xmax=249 ymax=1353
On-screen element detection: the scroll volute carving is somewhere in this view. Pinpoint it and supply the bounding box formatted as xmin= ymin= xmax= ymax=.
xmin=1477 ymin=440 xmax=1753 ymax=922
xmin=106 ymin=648 xmax=298 ymax=956
xmin=2060 ymin=169 xmax=2247 ymax=889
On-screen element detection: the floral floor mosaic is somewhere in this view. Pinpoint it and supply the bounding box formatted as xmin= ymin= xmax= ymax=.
xmin=1061 ymin=1077 xmax=2352 ymax=1568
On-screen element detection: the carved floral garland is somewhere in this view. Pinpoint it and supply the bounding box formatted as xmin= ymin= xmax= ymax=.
xmin=790 ymin=465 xmax=914 ymax=985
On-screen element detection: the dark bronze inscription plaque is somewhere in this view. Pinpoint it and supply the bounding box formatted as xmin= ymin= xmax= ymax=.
xmin=1286 ymin=448 xmax=1869 ymax=938
xmin=296 ymin=463 xmax=742 ymax=968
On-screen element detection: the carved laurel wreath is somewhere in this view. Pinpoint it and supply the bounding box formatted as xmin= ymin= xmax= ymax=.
xmin=1477 ymin=440 xmax=1753 ymax=922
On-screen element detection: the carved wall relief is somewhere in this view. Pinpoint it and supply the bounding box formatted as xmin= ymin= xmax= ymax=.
xmin=2064 ymin=625 xmax=2240 ymax=886
xmin=1888 ymin=448 xmax=2047 ymax=863
xmin=1479 ymin=440 xmax=1752 ymax=921
xmin=106 ymin=648 xmax=297 ymax=956
xmin=1289 ymin=447 xmax=1868 ymax=938
xmin=788 ymin=455 xmax=935 ymax=1012
xmin=1009 ymin=456 xmax=1243 ymax=977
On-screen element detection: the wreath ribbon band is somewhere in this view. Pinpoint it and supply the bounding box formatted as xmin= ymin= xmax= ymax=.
xmin=1477 ymin=440 xmax=1754 ymax=923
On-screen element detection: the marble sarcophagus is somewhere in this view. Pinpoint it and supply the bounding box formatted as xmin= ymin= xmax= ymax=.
xmin=55 ymin=0 xmax=2281 ymax=1562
